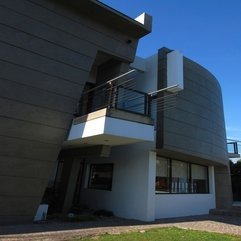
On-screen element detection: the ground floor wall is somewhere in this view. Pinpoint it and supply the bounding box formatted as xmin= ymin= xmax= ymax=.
xmin=155 ymin=193 xmax=215 ymax=219
xmin=76 ymin=143 xmax=217 ymax=221
xmin=155 ymin=166 xmax=216 ymax=219
xmin=79 ymin=142 xmax=155 ymax=221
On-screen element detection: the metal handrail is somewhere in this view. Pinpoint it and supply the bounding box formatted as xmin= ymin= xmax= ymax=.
xmin=82 ymin=70 xmax=137 ymax=95
xmin=227 ymin=142 xmax=240 ymax=154
xmin=77 ymin=80 xmax=151 ymax=117
xmin=76 ymin=70 xmax=180 ymax=117
xmin=148 ymin=84 xmax=178 ymax=96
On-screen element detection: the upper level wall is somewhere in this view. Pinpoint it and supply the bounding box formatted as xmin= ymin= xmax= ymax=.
xmin=156 ymin=48 xmax=228 ymax=166
xmin=0 ymin=0 xmax=148 ymax=224
xmin=133 ymin=54 xmax=158 ymax=93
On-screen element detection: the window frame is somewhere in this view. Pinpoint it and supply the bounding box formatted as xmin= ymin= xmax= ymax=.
xmin=88 ymin=163 xmax=114 ymax=191
xmin=156 ymin=157 xmax=170 ymax=193
xmin=190 ymin=163 xmax=209 ymax=194
xmin=156 ymin=157 xmax=209 ymax=194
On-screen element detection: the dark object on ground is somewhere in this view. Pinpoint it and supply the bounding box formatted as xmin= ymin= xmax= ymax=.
xmin=93 ymin=209 xmax=114 ymax=217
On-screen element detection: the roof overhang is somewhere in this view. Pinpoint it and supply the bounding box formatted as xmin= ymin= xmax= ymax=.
xmin=57 ymin=0 xmax=152 ymax=39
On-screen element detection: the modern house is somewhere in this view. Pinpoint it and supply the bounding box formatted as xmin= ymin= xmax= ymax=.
xmin=0 ymin=0 xmax=232 ymax=224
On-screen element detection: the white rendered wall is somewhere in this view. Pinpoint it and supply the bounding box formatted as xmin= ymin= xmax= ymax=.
xmin=167 ymin=50 xmax=184 ymax=92
xmin=155 ymin=166 xmax=216 ymax=219
xmin=79 ymin=142 xmax=156 ymax=221
xmin=132 ymin=54 xmax=157 ymax=94
xmin=131 ymin=54 xmax=158 ymax=122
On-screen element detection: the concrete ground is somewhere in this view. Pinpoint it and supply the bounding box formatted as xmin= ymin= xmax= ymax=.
xmin=0 ymin=214 xmax=241 ymax=241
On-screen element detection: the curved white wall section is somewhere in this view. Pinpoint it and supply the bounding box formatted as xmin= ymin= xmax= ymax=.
xmin=155 ymin=166 xmax=216 ymax=219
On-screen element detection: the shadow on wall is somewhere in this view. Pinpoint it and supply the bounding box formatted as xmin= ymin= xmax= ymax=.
xmin=230 ymin=160 xmax=241 ymax=201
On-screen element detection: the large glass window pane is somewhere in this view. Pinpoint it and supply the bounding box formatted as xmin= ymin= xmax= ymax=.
xmin=156 ymin=157 xmax=170 ymax=193
xmin=116 ymin=87 xmax=145 ymax=115
xmin=172 ymin=160 xmax=189 ymax=193
xmin=155 ymin=157 xmax=209 ymax=195
xmin=191 ymin=164 xmax=208 ymax=193
xmin=88 ymin=164 xmax=113 ymax=190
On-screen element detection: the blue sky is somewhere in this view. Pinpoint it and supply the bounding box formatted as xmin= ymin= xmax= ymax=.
xmin=101 ymin=0 xmax=241 ymax=144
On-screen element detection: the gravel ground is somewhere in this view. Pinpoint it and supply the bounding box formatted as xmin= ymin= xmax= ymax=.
xmin=0 ymin=214 xmax=241 ymax=241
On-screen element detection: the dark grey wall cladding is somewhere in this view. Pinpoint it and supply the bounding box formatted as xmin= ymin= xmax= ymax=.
xmin=0 ymin=0 xmax=139 ymax=224
xmin=157 ymin=48 xmax=228 ymax=165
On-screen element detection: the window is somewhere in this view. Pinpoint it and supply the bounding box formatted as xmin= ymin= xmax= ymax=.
xmin=156 ymin=158 xmax=209 ymax=194
xmin=171 ymin=160 xmax=189 ymax=193
xmin=191 ymin=164 xmax=208 ymax=193
xmin=156 ymin=157 xmax=170 ymax=193
xmin=88 ymin=164 xmax=113 ymax=190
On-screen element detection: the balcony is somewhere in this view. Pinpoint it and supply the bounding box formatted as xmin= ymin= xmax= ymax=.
xmin=227 ymin=140 xmax=241 ymax=158
xmin=63 ymin=70 xmax=155 ymax=148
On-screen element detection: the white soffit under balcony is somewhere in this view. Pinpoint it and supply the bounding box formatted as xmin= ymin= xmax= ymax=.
xmin=64 ymin=116 xmax=154 ymax=148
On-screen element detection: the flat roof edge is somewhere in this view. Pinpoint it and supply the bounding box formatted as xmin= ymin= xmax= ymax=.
xmin=93 ymin=0 xmax=152 ymax=37
xmin=60 ymin=0 xmax=152 ymax=39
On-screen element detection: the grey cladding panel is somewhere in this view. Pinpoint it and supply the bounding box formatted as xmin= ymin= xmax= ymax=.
xmin=0 ymin=5 xmax=98 ymax=58
xmin=0 ymin=41 xmax=89 ymax=84
xmin=0 ymin=196 xmax=40 ymax=216
xmin=0 ymin=117 xmax=68 ymax=144
xmin=183 ymin=70 xmax=220 ymax=95
xmin=0 ymin=176 xmax=47 ymax=197
xmin=0 ymin=60 xmax=84 ymax=99
xmin=0 ymin=78 xmax=77 ymax=113
xmin=28 ymin=0 xmax=138 ymax=46
xmin=0 ymin=0 xmax=141 ymax=224
xmin=164 ymin=132 xmax=227 ymax=163
xmin=0 ymin=136 xmax=60 ymax=161
xmin=178 ymin=87 xmax=219 ymax=111
xmin=164 ymin=118 xmax=226 ymax=145
xmin=0 ymin=0 xmax=136 ymax=61
xmin=164 ymin=132 xmax=212 ymax=154
xmin=0 ymin=98 xmax=73 ymax=128
xmin=157 ymin=48 xmax=228 ymax=165
xmin=164 ymin=109 xmax=214 ymax=132
xmin=175 ymin=94 xmax=224 ymax=123
xmin=0 ymin=156 xmax=55 ymax=179
xmin=0 ymin=23 xmax=93 ymax=70
xmin=184 ymin=79 xmax=223 ymax=108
